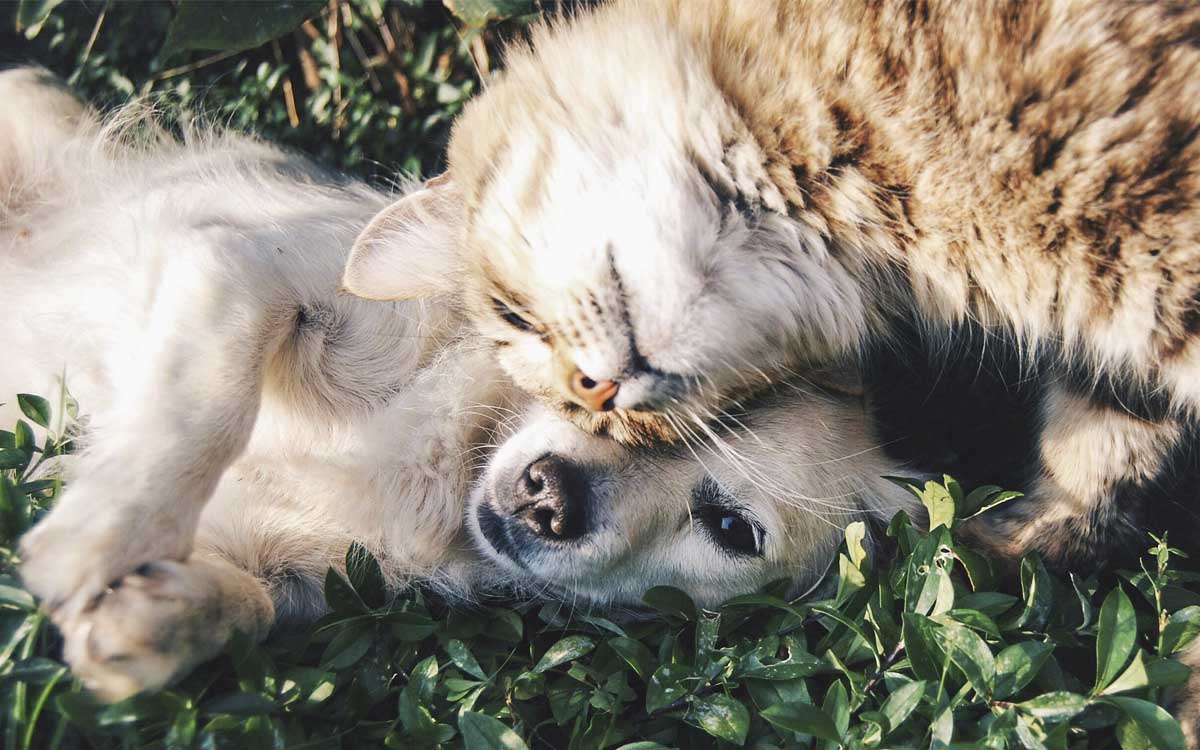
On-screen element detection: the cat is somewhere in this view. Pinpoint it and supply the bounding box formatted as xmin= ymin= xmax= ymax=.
xmin=341 ymin=0 xmax=1200 ymax=568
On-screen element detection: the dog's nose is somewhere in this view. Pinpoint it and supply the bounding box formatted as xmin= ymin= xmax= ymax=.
xmin=570 ymin=370 xmax=619 ymax=411
xmin=513 ymin=455 xmax=588 ymax=540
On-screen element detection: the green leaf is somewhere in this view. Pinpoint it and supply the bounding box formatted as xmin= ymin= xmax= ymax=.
xmin=736 ymin=636 xmax=825 ymax=680
xmin=905 ymin=528 xmax=954 ymax=615
xmin=0 ymin=448 xmax=30 ymax=471
xmin=398 ymin=687 xmax=437 ymax=739
xmin=941 ymin=608 xmax=1001 ymax=639
xmin=931 ymin=702 xmax=954 ymax=749
xmin=442 ymin=0 xmax=534 ymax=29
xmin=16 ymin=394 xmax=50 ymax=428
xmin=12 ymin=421 xmax=34 ymax=452
xmin=1161 ymin=606 xmax=1200 ymax=655
xmin=447 ymin=639 xmax=488 ymax=680
xmin=811 ymin=603 xmax=881 ymax=669
xmin=0 ymin=580 xmax=36 ymax=610
xmin=1014 ymin=554 xmax=1054 ymax=631
xmin=1103 ymin=696 xmax=1186 ymax=750
xmin=488 ymin=609 xmax=525 ymax=642
xmin=878 ymin=679 xmax=925 ymax=735
xmin=822 ymin=681 xmax=851 ymax=750
xmin=199 ymin=691 xmax=276 ymax=717
xmin=646 ymin=664 xmax=697 ymax=714
xmin=921 ymin=480 xmax=957 ymax=530
xmin=95 ymin=692 xmax=189 ymax=726
xmin=695 ymin=609 xmax=720 ymax=658
xmin=994 ymin=641 xmax=1053 ymax=699
xmin=902 ymin=612 xmax=947 ymax=682
xmin=548 ymin=677 xmax=589 ymax=725
xmin=760 ymin=702 xmax=842 ymax=742
xmin=345 ymin=542 xmax=386 ymax=609
xmin=14 ymin=0 xmax=63 ymax=35
xmin=1017 ymin=691 xmax=1088 ymax=722
xmin=942 ymin=621 xmax=995 ymax=697
xmin=642 ymin=586 xmax=696 ymax=620
xmin=1117 ymin=712 xmax=1156 ymax=750
xmin=954 ymin=545 xmax=998 ymax=592
xmin=323 ymin=568 xmax=366 ymax=615
xmin=1102 ymin=650 xmax=1192 ymax=695
xmin=320 ymin=621 xmax=372 ymax=669
xmin=386 ymin=611 xmax=438 ymax=641
xmin=1095 ymin=586 xmax=1138 ymax=693
xmin=1071 ymin=573 xmax=1098 ymax=630
xmin=533 ymin=635 xmax=595 ymax=674
xmin=409 ymin=655 xmax=439 ymax=703
xmin=458 ymin=710 xmax=530 ymax=750
xmin=957 ymin=591 xmax=1019 ymax=617
xmin=7 ymin=656 xmax=66 ymax=682
xmin=845 ymin=520 xmax=867 ymax=569
xmin=609 ymin=637 xmax=656 ymax=680
xmin=690 ymin=694 xmax=749 ymax=745
xmin=162 ymin=0 xmax=326 ymax=55
xmin=960 ymin=485 xmax=1022 ymax=519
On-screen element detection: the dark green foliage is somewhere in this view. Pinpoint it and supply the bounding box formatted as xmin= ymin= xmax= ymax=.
xmin=2 ymin=391 xmax=1198 ymax=748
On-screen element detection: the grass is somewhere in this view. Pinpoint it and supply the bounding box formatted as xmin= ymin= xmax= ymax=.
xmin=2 ymin=2 xmax=1199 ymax=748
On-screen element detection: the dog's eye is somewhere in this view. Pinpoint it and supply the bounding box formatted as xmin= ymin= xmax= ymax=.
xmin=491 ymin=297 xmax=535 ymax=332
xmin=693 ymin=477 xmax=763 ymax=557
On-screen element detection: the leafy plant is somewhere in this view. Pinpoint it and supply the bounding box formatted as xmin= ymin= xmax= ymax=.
xmin=1 ymin=390 xmax=1197 ymax=748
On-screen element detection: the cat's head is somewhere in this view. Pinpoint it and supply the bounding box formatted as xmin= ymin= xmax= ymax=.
xmin=465 ymin=388 xmax=915 ymax=609
xmin=343 ymin=6 xmax=866 ymax=444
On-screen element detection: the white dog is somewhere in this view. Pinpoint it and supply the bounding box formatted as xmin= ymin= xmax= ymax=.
xmin=3 ymin=68 xmax=917 ymax=701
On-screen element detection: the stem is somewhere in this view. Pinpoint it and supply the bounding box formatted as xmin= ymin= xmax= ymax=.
xmin=21 ymin=667 xmax=67 ymax=750
xmin=5 ymin=615 xmax=42 ymax=750
xmin=861 ymin=642 xmax=906 ymax=695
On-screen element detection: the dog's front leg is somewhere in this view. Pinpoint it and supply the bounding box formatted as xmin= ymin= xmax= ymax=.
xmin=19 ymin=252 xmax=287 ymax=622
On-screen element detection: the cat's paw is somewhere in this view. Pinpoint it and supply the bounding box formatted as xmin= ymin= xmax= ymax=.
xmin=56 ymin=560 xmax=237 ymax=702
xmin=19 ymin=485 xmax=196 ymax=620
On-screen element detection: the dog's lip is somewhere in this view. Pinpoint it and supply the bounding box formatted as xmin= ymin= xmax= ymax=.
xmin=473 ymin=501 xmax=528 ymax=570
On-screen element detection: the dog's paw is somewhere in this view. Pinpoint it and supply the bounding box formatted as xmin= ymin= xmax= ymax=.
xmin=56 ymin=560 xmax=237 ymax=702
xmin=19 ymin=487 xmax=196 ymax=620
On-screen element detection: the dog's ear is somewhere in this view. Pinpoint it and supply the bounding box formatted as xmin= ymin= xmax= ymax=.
xmin=342 ymin=173 xmax=463 ymax=300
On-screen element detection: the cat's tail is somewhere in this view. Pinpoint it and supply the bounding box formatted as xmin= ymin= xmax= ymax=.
xmin=0 ymin=66 xmax=90 ymax=225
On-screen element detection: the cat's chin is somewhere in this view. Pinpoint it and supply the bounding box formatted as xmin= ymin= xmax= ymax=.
xmin=554 ymin=400 xmax=682 ymax=446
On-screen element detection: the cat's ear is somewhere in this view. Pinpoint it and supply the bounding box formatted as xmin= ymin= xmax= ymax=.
xmin=342 ymin=173 xmax=464 ymax=300
xmin=805 ymin=360 xmax=864 ymax=400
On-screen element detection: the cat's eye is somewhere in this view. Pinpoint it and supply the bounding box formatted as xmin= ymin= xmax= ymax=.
xmin=491 ymin=297 xmax=535 ymax=333
xmin=693 ymin=477 xmax=764 ymax=557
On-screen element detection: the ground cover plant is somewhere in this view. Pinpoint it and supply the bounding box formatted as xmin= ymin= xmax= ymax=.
xmin=3 ymin=2 xmax=1200 ymax=748
xmin=2 ymin=393 xmax=1198 ymax=748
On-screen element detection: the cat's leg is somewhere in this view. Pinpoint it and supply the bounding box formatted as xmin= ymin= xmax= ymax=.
xmin=959 ymin=383 xmax=1181 ymax=568
xmin=19 ymin=251 xmax=293 ymax=621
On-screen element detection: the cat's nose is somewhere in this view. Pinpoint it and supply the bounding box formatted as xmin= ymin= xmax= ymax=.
xmin=512 ymin=455 xmax=588 ymax=540
xmin=570 ymin=370 xmax=619 ymax=411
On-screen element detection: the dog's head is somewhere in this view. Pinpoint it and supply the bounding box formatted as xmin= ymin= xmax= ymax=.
xmin=467 ymin=389 xmax=917 ymax=609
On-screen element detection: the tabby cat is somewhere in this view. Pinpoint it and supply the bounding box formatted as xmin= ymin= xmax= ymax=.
xmin=343 ymin=0 xmax=1200 ymax=569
